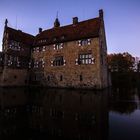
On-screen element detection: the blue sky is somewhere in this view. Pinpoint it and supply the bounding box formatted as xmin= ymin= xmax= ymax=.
xmin=0 ymin=0 xmax=140 ymax=56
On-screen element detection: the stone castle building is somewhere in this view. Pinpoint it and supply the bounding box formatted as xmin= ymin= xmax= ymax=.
xmin=0 ymin=9 xmax=110 ymax=89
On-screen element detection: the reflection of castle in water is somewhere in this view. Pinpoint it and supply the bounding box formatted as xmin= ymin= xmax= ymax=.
xmin=0 ymin=88 xmax=109 ymax=140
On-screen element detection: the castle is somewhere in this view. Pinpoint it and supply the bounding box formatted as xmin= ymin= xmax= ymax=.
xmin=0 ymin=9 xmax=110 ymax=89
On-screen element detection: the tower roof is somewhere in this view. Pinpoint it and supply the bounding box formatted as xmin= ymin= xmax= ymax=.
xmin=54 ymin=18 xmax=60 ymax=28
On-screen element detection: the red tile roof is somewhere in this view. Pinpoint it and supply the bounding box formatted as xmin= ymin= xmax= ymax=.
xmin=6 ymin=27 xmax=35 ymax=45
xmin=35 ymin=17 xmax=101 ymax=46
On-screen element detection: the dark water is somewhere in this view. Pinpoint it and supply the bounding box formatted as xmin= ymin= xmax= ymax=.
xmin=0 ymin=87 xmax=140 ymax=140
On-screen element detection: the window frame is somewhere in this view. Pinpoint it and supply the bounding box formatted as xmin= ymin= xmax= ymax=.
xmin=53 ymin=56 xmax=64 ymax=66
xmin=78 ymin=53 xmax=93 ymax=65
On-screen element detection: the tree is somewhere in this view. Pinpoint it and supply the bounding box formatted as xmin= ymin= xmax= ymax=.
xmin=137 ymin=61 xmax=140 ymax=72
xmin=107 ymin=52 xmax=135 ymax=72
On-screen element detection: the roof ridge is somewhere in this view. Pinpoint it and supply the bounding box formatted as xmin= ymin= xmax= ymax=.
xmin=39 ymin=17 xmax=100 ymax=34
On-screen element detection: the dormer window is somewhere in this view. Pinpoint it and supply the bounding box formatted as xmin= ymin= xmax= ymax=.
xmin=54 ymin=43 xmax=63 ymax=50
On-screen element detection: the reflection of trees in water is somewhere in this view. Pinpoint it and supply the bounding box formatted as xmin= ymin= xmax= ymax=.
xmin=109 ymin=88 xmax=140 ymax=114
xmin=137 ymin=88 xmax=140 ymax=100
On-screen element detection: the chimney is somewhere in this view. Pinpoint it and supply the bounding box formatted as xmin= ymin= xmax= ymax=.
xmin=99 ymin=9 xmax=103 ymax=18
xmin=73 ymin=17 xmax=78 ymax=25
xmin=39 ymin=28 xmax=42 ymax=33
xmin=18 ymin=30 xmax=22 ymax=32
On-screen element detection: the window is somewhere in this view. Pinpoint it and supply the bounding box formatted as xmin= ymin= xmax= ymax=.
xmin=42 ymin=59 xmax=45 ymax=68
xmin=7 ymin=56 xmax=21 ymax=67
xmin=80 ymin=75 xmax=83 ymax=81
xmin=29 ymin=62 xmax=31 ymax=68
xmin=34 ymin=61 xmax=39 ymax=68
xmin=9 ymin=40 xmax=21 ymax=51
xmin=53 ymin=56 xmax=64 ymax=66
xmin=81 ymin=39 xmax=88 ymax=46
xmin=17 ymin=61 xmax=20 ymax=67
xmin=39 ymin=59 xmax=45 ymax=68
xmin=38 ymin=39 xmax=46 ymax=43
xmin=47 ymin=76 xmax=50 ymax=81
xmin=54 ymin=43 xmax=63 ymax=50
xmin=36 ymin=47 xmax=39 ymax=52
xmin=60 ymin=75 xmax=63 ymax=81
xmin=78 ymin=54 xmax=92 ymax=64
xmin=78 ymin=39 xmax=91 ymax=46
xmin=42 ymin=46 xmax=46 ymax=51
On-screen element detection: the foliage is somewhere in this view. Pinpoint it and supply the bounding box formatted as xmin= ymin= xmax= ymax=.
xmin=107 ymin=52 xmax=135 ymax=72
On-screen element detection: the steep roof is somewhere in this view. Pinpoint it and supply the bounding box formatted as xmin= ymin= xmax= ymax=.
xmin=35 ymin=17 xmax=101 ymax=46
xmin=6 ymin=27 xmax=35 ymax=45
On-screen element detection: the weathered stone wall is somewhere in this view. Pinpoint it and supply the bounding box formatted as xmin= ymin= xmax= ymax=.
xmin=98 ymin=18 xmax=110 ymax=88
xmin=0 ymin=68 xmax=29 ymax=87
xmin=32 ymin=37 xmax=106 ymax=89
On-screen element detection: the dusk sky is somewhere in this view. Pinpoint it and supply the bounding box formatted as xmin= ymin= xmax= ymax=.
xmin=0 ymin=0 xmax=140 ymax=56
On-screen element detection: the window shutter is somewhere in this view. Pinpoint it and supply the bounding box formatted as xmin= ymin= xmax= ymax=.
xmin=29 ymin=62 xmax=31 ymax=68
xmin=42 ymin=59 xmax=45 ymax=68
xmin=91 ymin=58 xmax=95 ymax=64
xmin=53 ymin=44 xmax=56 ymax=50
xmin=43 ymin=46 xmax=46 ymax=51
xmin=36 ymin=47 xmax=39 ymax=52
xmin=51 ymin=60 xmax=53 ymax=66
xmin=87 ymin=39 xmax=91 ymax=45
xmin=63 ymin=59 xmax=66 ymax=66
xmin=17 ymin=61 xmax=20 ymax=67
xmin=75 ymin=58 xmax=78 ymax=65
xmin=78 ymin=40 xmax=81 ymax=46
xmin=60 ymin=43 xmax=63 ymax=49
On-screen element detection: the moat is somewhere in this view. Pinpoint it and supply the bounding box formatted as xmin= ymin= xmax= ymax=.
xmin=0 ymin=87 xmax=140 ymax=140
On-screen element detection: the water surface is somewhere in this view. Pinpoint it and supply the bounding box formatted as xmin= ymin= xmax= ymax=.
xmin=0 ymin=87 xmax=140 ymax=140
